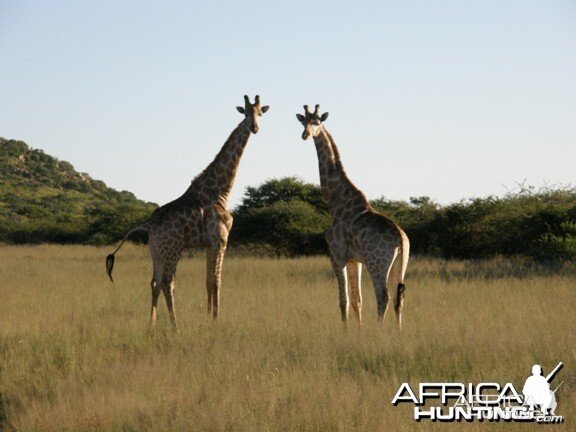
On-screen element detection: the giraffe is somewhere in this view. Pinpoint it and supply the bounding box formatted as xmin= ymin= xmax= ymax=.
xmin=106 ymin=95 xmax=269 ymax=331
xmin=296 ymin=104 xmax=410 ymax=327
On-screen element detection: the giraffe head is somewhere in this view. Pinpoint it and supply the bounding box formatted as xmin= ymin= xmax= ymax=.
xmin=296 ymin=104 xmax=329 ymax=140
xmin=236 ymin=95 xmax=269 ymax=134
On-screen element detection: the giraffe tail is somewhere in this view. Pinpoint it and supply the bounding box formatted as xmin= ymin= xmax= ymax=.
xmin=394 ymin=228 xmax=410 ymax=327
xmin=106 ymin=224 xmax=149 ymax=282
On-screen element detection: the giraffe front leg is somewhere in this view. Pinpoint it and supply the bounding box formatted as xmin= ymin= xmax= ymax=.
xmin=207 ymin=242 xmax=226 ymax=320
xmin=330 ymin=256 xmax=349 ymax=322
xmin=347 ymin=261 xmax=362 ymax=325
xmin=204 ymin=205 xmax=232 ymax=320
xmin=337 ymin=266 xmax=349 ymax=322
xmin=326 ymin=227 xmax=349 ymax=322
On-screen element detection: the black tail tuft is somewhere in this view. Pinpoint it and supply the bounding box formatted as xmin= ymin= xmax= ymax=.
xmin=106 ymin=254 xmax=115 ymax=282
xmin=397 ymin=283 xmax=406 ymax=294
xmin=395 ymin=283 xmax=406 ymax=317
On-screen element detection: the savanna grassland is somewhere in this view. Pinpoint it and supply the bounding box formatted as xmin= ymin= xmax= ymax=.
xmin=0 ymin=245 xmax=574 ymax=431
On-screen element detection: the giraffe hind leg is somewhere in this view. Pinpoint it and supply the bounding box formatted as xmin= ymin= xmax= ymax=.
xmin=374 ymin=279 xmax=390 ymax=322
xmin=367 ymin=259 xmax=393 ymax=322
xmin=161 ymin=272 xmax=178 ymax=332
xmin=149 ymin=271 xmax=161 ymax=333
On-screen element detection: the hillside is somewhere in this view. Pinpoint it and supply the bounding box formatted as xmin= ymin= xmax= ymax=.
xmin=0 ymin=138 xmax=157 ymax=244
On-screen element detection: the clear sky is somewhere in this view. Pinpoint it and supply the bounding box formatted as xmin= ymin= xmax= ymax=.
xmin=1 ymin=1 xmax=575 ymax=207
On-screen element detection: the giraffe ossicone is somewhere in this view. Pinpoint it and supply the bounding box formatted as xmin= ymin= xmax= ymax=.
xmin=296 ymin=104 xmax=410 ymax=327
xmin=106 ymin=95 xmax=269 ymax=332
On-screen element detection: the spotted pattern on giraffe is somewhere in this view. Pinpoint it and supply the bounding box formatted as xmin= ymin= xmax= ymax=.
xmin=297 ymin=104 xmax=410 ymax=327
xmin=107 ymin=95 xmax=269 ymax=331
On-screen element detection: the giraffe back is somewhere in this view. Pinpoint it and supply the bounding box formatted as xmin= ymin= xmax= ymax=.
xmin=148 ymin=196 xmax=208 ymax=257
xmin=345 ymin=208 xmax=403 ymax=263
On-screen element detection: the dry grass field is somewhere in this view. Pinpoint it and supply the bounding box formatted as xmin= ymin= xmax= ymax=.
xmin=0 ymin=244 xmax=574 ymax=431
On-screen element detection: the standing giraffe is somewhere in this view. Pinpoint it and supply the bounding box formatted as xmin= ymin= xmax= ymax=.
xmin=106 ymin=95 xmax=269 ymax=331
xmin=296 ymin=105 xmax=410 ymax=327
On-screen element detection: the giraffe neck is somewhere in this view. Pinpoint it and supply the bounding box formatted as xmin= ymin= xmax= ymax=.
xmin=188 ymin=119 xmax=252 ymax=206
xmin=313 ymin=127 xmax=369 ymax=218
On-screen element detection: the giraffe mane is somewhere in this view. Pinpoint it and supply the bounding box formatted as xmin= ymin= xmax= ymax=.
xmin=323 ymin=129 xmax=369 ymax=205
xmin=189 ymin=119 xmax=249 ymax=192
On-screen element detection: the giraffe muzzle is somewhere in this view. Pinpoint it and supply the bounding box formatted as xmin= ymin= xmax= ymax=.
xmin=251 ymin=126 xmax=259 ymax=134
xmin=302 ymin=131 xmax=309 ymax=140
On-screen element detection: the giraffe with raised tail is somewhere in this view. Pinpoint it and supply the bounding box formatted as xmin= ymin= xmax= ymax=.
xmin=296 ymin=104 xmax=410 ymax=327
xmin=106 ymin=95 xmax=269 ymax=331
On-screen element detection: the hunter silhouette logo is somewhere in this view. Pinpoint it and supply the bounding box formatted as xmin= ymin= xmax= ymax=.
xmin=391 ymin=361 xmax=565 ymax=423
xmin=522 ymin=363 xmax=563 ymax=416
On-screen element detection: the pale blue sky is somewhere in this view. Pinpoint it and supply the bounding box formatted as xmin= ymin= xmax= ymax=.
xmin=1 ymin=1 xmax=575 ymax=207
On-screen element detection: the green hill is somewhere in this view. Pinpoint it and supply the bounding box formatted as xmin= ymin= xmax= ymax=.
xmin=0 ymin=137 xmax=157 ymax=244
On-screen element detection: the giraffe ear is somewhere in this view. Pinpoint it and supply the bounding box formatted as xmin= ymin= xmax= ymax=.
xmin=296 ymin=114 xmax=305 ymax=122
xmin=320 ymin=112 xmax=329 ymax=122
xmin=236 ymin=106 xmax=245 ymax=114
xmin=261 ymin=105 xmax=270 ymax=113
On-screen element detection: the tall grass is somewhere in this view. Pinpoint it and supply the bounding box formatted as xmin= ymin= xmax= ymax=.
xmin=1 ymin=245 xmax=574 ymax=431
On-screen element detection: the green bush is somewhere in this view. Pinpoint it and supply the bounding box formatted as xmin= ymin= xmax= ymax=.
xmin=533 ymin=221 xmax=576 ymax=262
xmin=235 ymin=176 xmax=326 ymax=215
xmin=232 ymin=198 xmax=329 ymax=256
xmin=231 ymin=178 xmax=576 ymax=261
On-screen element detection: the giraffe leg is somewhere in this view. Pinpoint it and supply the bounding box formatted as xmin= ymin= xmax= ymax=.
xmin=374 ymin=278 xmax=390 ymax=322
xmin=207 ymin=243 xmax=226 ymax=320
xmin=325 ymin=227 xmax=349 ymax=322
xmin=366 ymin=263 xmax=390 ymax=322
xmin=149 ymin=271 xmax=161 ymax=333
xmin=366 ymin=249 xmax=396 ymax=322
xmin=205 ymin=247 xmax=213 ymax=315
xmin=203 ymin=204 xmax=232 ymax=320
xmin=347 ymin=261 xmax=362 ymax=325
xmin=161 ymin=270 xmax=178 ymax=332
xmin=330 ymin=256 xmax=349 ymax=322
